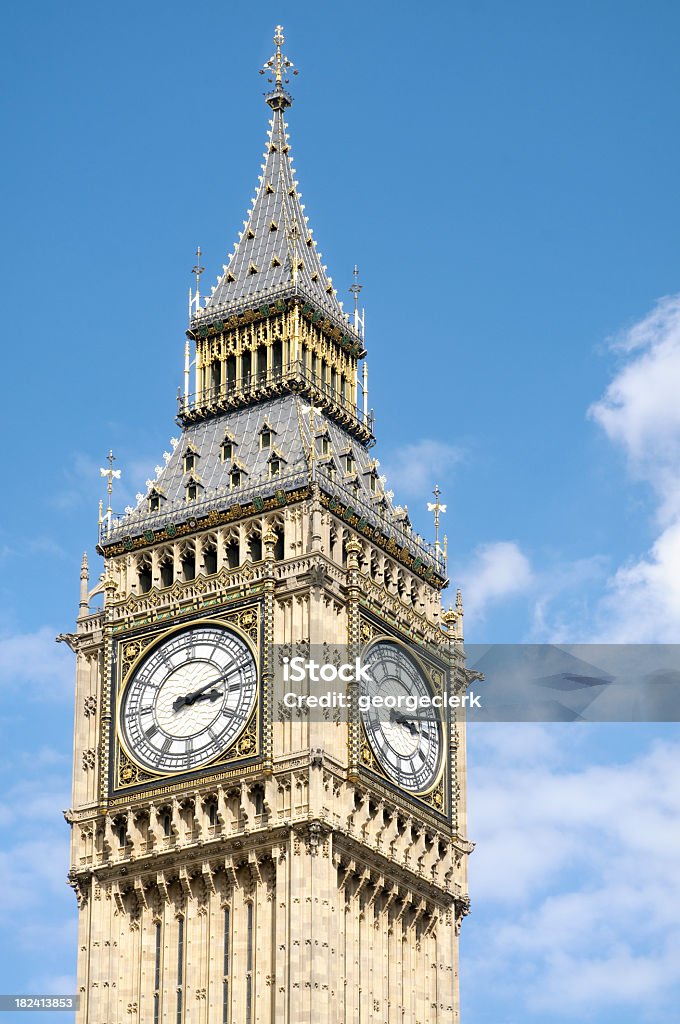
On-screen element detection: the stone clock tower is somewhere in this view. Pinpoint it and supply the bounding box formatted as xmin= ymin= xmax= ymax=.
xmin=64 ymin=27 xmax=473 ymax=1024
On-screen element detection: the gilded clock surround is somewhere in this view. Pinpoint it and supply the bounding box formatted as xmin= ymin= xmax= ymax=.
xmin=355 ymin=623 xmax=452 ymax=821
xmin=112 ymin=610 xmax=262 ymax=793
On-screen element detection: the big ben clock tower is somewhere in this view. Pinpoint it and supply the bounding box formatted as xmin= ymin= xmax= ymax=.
xmin=65 ymin=27 xmax=473 ymax=1024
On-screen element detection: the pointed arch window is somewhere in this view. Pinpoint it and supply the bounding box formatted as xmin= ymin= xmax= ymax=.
xmin=203 ymin=539 xmax=218 ymax=576
xmin=185 ymin=473 xmax=203 ymax=502
xmin=148 ymin=487 xmax=166 ymax=513
xmin=183 ymin=445 xmax=200 ymax=474
xmin=259 ymin=422 xmax=277 ymax=450
xmin=137 ymin=554 xmax=152 ymax=594
xmin=159 ymin=551 xmax=174 ymax=589
xmin=268 ymin=446 xmax=286 ymax=479
xmin=221 ymin=434 xmax=237 ymax=463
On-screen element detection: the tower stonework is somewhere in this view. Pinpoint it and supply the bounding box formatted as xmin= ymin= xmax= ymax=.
xmin=65 ymin=28 xmax=472 ymax=1024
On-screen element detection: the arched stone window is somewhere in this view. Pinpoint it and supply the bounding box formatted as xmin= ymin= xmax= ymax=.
xmin=137 ymin=554 xmax=152 ymax=594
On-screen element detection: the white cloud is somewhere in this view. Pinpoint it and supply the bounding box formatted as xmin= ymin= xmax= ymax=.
xmin=0 ymin=760 xmax=76 ymax=994
xmin=594 ymin=519 xmax=680 ymax=641
xmin=381 ymin=439 xmax=463 ymax=498
xmin=464 ymin=726 xmax=680 ymax=1020
xmin=585 ymin=294 xmax=680 ymax=640
xmin=589 ymin=294 xmax=680 ymax=492
xmin=456 ymin=541 xmax=534 ymax=621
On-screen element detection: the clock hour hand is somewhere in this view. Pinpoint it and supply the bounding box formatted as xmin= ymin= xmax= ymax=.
xmin=173 ymin=665 xmax=240 ymax=711
xmin=191 ymin=688 xmax=223 ymax=704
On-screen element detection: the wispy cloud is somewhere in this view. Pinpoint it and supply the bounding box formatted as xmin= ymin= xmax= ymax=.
xmin=381 ymin=439 xmax=464 ymax=498
xmin=49 ymin=452 xmax=102 ymax=512
xmin=0 ymin=626 xmax=73 ymax=701
xmin=455 ymin=540 xmax=534 ymax=622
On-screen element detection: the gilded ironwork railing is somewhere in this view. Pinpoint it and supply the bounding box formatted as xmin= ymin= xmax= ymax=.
xmin=100 ymin=469 xmax=310 ymax=545
xmin=178 ymin=360 xmax=375 ymax=440
xmin=98 ymin=461 xmax=444 ymax=576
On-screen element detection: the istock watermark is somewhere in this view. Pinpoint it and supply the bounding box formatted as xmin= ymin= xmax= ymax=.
xmin=282 ymin=655 xmax=373 ymax=684
xmin=271 ymin=642 xmax=680 ymax=723
xmin=272 ymin=643 xmax=481 ymax=723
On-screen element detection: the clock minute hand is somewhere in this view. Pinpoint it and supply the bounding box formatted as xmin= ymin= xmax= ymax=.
xmin=390 ymin=708 xmax=436 ymax=726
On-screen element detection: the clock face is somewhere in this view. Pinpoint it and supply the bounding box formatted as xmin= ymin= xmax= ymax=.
xmin=361 ymin=640 xmax=443 ymax=793
xmin=119 ymin=624 xmax=257 ymax=774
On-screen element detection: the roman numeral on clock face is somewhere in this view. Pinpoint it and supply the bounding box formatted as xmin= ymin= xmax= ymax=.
xmin=120 ymin=624 xmax=258 ymax=775
xmin=360 ymin=640 xmax=443 ymax=794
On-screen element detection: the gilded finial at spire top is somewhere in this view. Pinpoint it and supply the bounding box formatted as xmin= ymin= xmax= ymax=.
xmin=260 ymin=25 xmax=298 ymax=110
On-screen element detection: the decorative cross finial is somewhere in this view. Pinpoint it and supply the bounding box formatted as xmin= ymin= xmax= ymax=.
xmin=189 ymin=245 xmax=205 ymax=320
xmin=272 ymin=25 xmax=285 ymax=86
xmin=427 ymin=484 xmax=447 ymax=555
xmin=192 ymin=246 xmax=204 ymax=293
xmin=260 ymin=25 xmax=298 ymax=109
xmin=100 ymin=450 xmax=121 ymax=514
xmin=349 ymin=264 xmax=363 ymax=329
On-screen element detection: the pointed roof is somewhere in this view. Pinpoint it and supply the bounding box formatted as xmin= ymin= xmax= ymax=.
xmin=100 ymin=396 xmax=446 ymax=583
xmin=194 ymin=28 xmax=353 ymax=334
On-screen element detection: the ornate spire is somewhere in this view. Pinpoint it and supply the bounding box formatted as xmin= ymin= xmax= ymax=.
xmin=196 ymin=26 xmax=353 ymax=334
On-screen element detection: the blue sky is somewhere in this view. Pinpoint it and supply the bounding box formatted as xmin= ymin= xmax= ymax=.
xmin=1 ymin=1 xmax=679 ymax=1020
